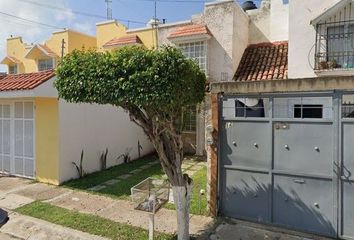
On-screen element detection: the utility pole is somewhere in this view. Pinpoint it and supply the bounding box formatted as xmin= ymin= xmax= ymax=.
xmin=153 ymin=0 xmax=158 ymax=49
xmin=105 ymin=0 xmax=113 ymax=20
xmin=61 ymin=39 xmax=66 ymax=59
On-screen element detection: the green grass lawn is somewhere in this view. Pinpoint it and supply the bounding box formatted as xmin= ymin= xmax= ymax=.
xmin=64 ymin=154 xmax=208 ymax=215
xmin=63 ymin=154 xmax=160 ymax=190
xmin=16 ymin=201 xmax=175 ymax=240
xmin=165 ymin=166 xmax=208 ymax=216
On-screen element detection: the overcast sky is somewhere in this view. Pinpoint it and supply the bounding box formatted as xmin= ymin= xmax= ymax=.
xmin=0 ymin=0 xmax=256 ymax=72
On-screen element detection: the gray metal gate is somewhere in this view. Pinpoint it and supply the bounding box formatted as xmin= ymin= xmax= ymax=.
xmin=219 ymin=93 xmax=354 ymax=239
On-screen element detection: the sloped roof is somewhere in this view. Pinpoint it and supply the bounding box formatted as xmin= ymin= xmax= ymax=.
xmin=25 ymin=44 xmax=58 ymax=59
xmin=234 ymin=41 xmax=288 ymax=82
xmin=103 ymin=35 xmax=143 ymax=48
xmin=168 ymin=24 xmax=211 ymax=39
xmin=0 ymin=70 xmax=55 ymax=91
xmin=0 ymin=56 xmax=21 ymax=65
xmin=311 ymin=0 xmax=351 ymax=25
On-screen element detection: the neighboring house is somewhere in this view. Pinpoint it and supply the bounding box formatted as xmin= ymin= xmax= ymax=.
xmin=158 ymin=0 xmax=249 ymax=155
xmin=0 ymin=29 xmax=154 ymax=184
xmin=1 ymin=29 xmax=97 ymax=74
xmin=96 ymin=19 xmax=156 ymax=51
xmin=208 ymin=0 xmax=354 ymax=239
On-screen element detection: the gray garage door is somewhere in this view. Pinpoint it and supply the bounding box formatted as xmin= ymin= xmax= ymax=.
xmin=219 ymin=93 xmax=354 ymax=239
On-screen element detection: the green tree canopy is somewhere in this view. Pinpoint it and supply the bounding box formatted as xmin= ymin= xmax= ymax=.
xmin=55 ymin=46 xmax=206 ymax=240
xmin=55 ymin=46 xmax=206 ymax=127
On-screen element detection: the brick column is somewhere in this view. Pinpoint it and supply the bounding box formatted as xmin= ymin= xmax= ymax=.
xmin=208 ymin=93 xmax=219 ymax=217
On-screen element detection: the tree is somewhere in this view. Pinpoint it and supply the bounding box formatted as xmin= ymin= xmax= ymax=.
xmin=55 ymin=46 xmax=206 ymax=240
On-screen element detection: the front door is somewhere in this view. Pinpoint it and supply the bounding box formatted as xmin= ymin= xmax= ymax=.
xmin=0 ymin=101 xmax=35 ymax=178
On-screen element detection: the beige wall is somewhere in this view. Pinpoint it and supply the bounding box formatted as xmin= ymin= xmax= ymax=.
xmin=58 ymin=100 xmax=154 ymax=183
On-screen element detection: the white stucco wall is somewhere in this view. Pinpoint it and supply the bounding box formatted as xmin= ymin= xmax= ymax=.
xmin=247 ymin=0 xmax=289 ymax=44
xmin=270 ymin=0 xmax=289 ymax=42
xmin=288 ymin=0 xmax=339 ymax=78
xmin=248 ymin=5 xmax=271 ymax=44
xmin=58 ymin=100 xmax=154 ymax=183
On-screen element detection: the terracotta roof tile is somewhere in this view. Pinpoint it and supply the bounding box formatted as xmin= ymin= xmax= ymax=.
xmin=103 ymin=35 xmax=143 ymax=48
xmin=168 ymin=24 xmax=211 ymax=39
xmin=0 ymin=70 xmax=55 ymax=92
xmin=38 ymin=44 xmax=58 ymax=57
xmin=234 ymin=41 xmax=288 ymax=82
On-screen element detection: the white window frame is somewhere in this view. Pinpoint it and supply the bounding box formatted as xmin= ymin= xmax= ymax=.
xmin=37 ymin=58 xmax=55 ymax=71
xmin=178 ymin=41 xmax=208 ymax=75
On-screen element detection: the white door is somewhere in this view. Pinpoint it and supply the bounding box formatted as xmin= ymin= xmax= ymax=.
xmin=0 ymin=101 xmax=35 ymax=178
xmin=0 ymin=104 xmax=11 ymax=174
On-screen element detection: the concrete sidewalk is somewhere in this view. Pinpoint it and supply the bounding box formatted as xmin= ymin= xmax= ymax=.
xmin=0 ymin=212 xmax=108 ymax=240
xmin=0 ymin=176 xmax=213 ymax=237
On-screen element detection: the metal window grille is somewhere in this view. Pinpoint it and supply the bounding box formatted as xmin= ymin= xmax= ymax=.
xmin=315 ymin=2 xmax=354 ymax=70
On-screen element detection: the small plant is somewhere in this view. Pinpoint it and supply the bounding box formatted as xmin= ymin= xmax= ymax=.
xmin=117 ymin=148 xmax=132 ymax=164
xmin=72 ymin=150 xmax=85 ymax=178
xmin=100 ymin=148 xmax=108 ymax=171
xmin=318 ymin=60 xmax=328 ymax=70
xmin=327 ymin=60 xmax=337 ymax=69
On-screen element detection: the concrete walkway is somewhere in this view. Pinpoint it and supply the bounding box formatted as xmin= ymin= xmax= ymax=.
xmin=1 ymin=212 xmax=108 ymax=240
xmin=0 ymin=176 xmax=213 ymax=237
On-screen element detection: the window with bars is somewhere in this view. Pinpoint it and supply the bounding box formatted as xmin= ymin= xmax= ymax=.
xmin=178 ymin=41 xmax=207 ymax=73
xmin=315 ymin=22 xmax=354 ymax=70
xmin=183 ymin=107 xmax=197 ymax=132
xmin=38 ymin=58 xmax=54 ymax=71
xmin=8 ymin=65 xmax=17 ymax=74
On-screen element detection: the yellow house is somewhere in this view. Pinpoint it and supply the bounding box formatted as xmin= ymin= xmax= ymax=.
xmin=0 ymin=27 xmax=154 ymax=185
xmin=96 ymin=20 xmax=157 ymax=51
xmin=1 ymin=29 xmax=96 ymax=74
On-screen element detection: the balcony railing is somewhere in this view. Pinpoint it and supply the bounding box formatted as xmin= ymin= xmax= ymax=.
xmin=315 ymin=20 xmax=354 ymax=70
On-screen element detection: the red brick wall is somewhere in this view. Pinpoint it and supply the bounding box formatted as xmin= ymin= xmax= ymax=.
xmin=208 ymin=93 xmax=219 ymax=217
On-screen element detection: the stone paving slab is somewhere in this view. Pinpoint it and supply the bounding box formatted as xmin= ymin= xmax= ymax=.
xmin=0 ymin=194 xmax=34 ymax=210
xmin=117 ymin=174 xmax=132 ymax=180
xmin=138 ymin=165 xmax=151 ymax=170
xmin=0 ymin=212 xmax=108 ymax=240
xmin=50 ymin=191 xmax=118 ymax=214
xmin=88 ymin=185 xmax=107 ymax=191
xmin=130 ymin=169 xmax=142 ymax=174
xmin=12 ymin=183 xmax=70 ymax=201
xmin=0 ymin=177 xmax=32 ymax=195
xmin=103 ymin=179 xmax=120 ymax=186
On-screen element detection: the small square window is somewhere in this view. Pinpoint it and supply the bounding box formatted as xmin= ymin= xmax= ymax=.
xmin=293 ymin=104 xmax=323 ymax=119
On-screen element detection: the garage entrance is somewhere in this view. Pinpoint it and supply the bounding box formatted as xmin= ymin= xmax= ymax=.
xmin=0 ymin=101 xmax=35 ymax=178
xmin=219 ymin=92 xmax=354 ymax=239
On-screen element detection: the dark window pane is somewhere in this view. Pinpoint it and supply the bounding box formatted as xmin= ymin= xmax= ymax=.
xmin=294 ymin=104 xmax=323 ymax=119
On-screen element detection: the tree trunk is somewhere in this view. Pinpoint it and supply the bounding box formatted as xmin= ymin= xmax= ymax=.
xmin=172 ymin=181 xmax=192 ymax=240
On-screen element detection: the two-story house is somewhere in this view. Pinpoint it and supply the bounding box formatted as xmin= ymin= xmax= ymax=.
xmin=208 ymin=0 xmax=354 ymax=239
xmin=0 ymin=28 xmax=153 ymax=184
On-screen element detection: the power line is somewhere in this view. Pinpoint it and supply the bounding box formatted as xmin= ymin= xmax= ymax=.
xmin=15 ymin=0 xmax=146 ymax=25
xmin=0 ymin=11 xmax=65 ymax=29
